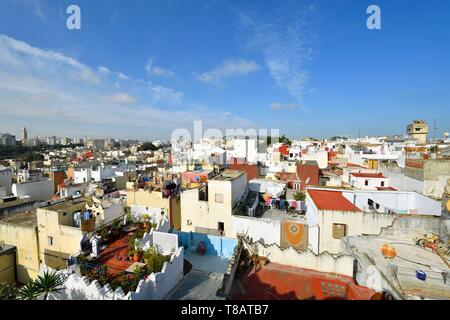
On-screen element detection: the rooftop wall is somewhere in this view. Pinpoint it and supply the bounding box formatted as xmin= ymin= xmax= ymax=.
xmin=243 ymin=241 xmax=354 ymax=277
xmin=45 ymin=246 xmax=184 ymax=300
xmin=173 ymin=230 xmax=237 ymax=259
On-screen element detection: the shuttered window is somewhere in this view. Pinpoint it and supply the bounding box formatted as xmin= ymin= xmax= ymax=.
xmin=332 ymin=224 xmax=347 ymax=239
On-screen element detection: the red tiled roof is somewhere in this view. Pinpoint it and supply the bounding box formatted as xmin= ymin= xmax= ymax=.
xmin=350 ymin=173 xmax=386 ymax=178
xmin=347 ymin=163 xmax=367 ymax=168
xmin=278 ymin=144 xmax=290 ymax=156
xmin=308 ymin=189 xmax=361 ymax=212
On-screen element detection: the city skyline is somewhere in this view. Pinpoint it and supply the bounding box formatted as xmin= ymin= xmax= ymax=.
xmin=0 ymin=0 xmax=449 ymax=140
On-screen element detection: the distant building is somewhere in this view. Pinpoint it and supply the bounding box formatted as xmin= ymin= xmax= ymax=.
xmin=407 ymin=120 xmax=428 ymax=144
xmin=0 ymin=133 xmax=16 ymax=146
xmin=47 ymin=136 xmax=57 ymax=146
xmin=20 ymin=127 xmax=27 ymax=143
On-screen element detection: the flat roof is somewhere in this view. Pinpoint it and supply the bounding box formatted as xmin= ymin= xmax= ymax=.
xmin=44 ymin=197 xmax=91 ymax=212
xmin=231 ymin=262 xmax=374 ymax=300
xmin=0 ymin=210 xmax=37 ymax=227
xmin=308 ymin=189 xmax=361 ymax=212
xmin=210 ymin=169 xmax=245 ymax=181
xmin=350 ymin=173 xmax=386 ymax=178
xmin=347 ymin=236 xmax=450 ymax=300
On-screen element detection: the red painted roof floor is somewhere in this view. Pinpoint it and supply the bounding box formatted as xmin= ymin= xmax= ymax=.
xmin=308 ymin=189 xmax=361 ymax=212
xmin=97 ymin=233 xmax=134 ymax=277
xmin=231 ymin=263 xmax=374 ymax=300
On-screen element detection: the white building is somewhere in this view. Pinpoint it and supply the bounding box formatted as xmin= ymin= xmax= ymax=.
xmin=12 ymin=179 xmax=54 ymax=201
xmin=349 ymin=172 xmax=389 ymax=190
xmin=180 ymin=170 xmax=247 ymax=237
xmin=305 ymin=187 xmax=442 ymax=254
xmin=232 ymin=139 xmax=259 ymax=163
xmin=0 ymin=167 xmax=13 ymax=195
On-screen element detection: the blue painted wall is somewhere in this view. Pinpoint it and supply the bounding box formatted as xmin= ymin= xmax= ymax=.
xmin=172 ymin=230 xmax=237 ymax=258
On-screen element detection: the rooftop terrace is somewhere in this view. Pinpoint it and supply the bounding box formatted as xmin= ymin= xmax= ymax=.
xmin=231 ymin=263 xmax=375 ymax=300
xmin=210 ymin=169 xmax=245 ymax=181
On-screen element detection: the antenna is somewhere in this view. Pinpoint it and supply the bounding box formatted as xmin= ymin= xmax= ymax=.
xmin=433 ymin=119 xmax=439 ymax=141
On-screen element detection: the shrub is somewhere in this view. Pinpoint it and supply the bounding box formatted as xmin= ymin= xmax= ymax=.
xmin=293 ymin=192 xmax=305 ymax=201
xmin=0 ymin=282 xmax=18 ymax=300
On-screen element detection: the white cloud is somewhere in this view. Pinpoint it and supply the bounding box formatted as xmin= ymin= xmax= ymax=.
xmin=197 ymin=59 xmax=260 ymax=85
xmin=145 ymin=58 xmax=174 ymax=77
xmin=241 ymin=5 xmax=314 ymax=101
xmin=0 ymin=34 xmax=254 ymax=139
xmin=104 ymin=93 xmax=137 ymax=105
xmin=271 ymin=102 xmax=303 ymax=110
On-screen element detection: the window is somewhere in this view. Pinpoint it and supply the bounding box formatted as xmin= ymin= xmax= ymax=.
xmin=368 ymin=199 xmax=374 ymax=207
xmin=218 ymin=222 xmax=225 ymax=234
xmin=375 ymin=203 xmax=380 ymax=210
xmin=332 ymin=224 xmax=347 ymax=239
xmin=364 ymin=180 xmax=369 ymax=186
xmin=215 ymin=193 xmax=224 ymax=203
xmin=47 ymin=236 xmax=53 ymax=246
xmin=381 ymin=181 xmax=385 ymax=187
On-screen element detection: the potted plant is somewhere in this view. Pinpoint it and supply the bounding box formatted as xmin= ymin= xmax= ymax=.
xmin=142 ymin=214 xmax=150 ymax=229
xmin=133 ymin=250 xmax=143 ymax=262
xmin=128 ymin=250 xmax=135 ymax=261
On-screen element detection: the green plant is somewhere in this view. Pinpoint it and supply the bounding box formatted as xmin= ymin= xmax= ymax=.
xmin=0 ymin=282 xmax=18 ymax=300
xmin=18 ymin=282 xmax=39 ymax=300
xmin=34 ymin=270 xmax=67 ymax=300
xmin=136 ymin=229 xmax=145 ymax=239
xmin=128 ymin=235 xmax=136 ymax=251
xmin=92 ymin=265 xmax=109 ymax=286
xmin=234 ymin=201 xmax=248 ymax=216
xmin=293 ymin=192 xmax=305 ymax=201
xmin=110 ymin=278 xmax=121 ymax=291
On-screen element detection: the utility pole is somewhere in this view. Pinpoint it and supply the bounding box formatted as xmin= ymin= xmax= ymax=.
xmin=433 ymin=119 xmax=439 ymax=141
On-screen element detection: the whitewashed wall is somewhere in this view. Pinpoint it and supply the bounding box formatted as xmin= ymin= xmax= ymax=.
xmin=12 ymin=179 xmax=53 ymax=201
xmin=45 ymin=246 xmax=184 ymax=300
xmin=243 ymin=242 xmax=354 ymax=277
xmin=232 ymin=215 xmax=281 ymax=246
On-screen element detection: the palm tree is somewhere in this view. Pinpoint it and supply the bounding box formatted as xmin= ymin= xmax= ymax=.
xmin=18 ymin=282 xmax=39 ymax=300
xmin=33 ymin=270 xmax=67 ymax=300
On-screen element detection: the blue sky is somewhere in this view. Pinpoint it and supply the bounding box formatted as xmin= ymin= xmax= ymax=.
xmin=0 ymin=0 xmax=449 ymax=140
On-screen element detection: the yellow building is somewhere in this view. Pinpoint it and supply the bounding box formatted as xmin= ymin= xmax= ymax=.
xmin=0 ymin=197 xmax=101 ymax=284
xmin=407 ymin=120 xmax=428 ymax=144
xmin=0 ymin=244 xmax=16 ymax=283
xmin=126 ymin=183 xmax=181 ymax=230
xmin=0 ymin=211 xmax=40 ymax=284
xmin=37 ymin=199 xmax=95 ymax=269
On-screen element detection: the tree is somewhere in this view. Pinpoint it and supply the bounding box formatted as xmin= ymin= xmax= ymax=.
xmin=33 ymin=270 xmax=67 ymax=300
xmin=279 ymin=135 xmax=292 ymax=146
xmin=138 ymin=143 xmax=160 ymax=152
xmin=0 ymin=282 xmax=18 ymax=300
xmin=293 ymin=192 xmax=306 ymax=201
